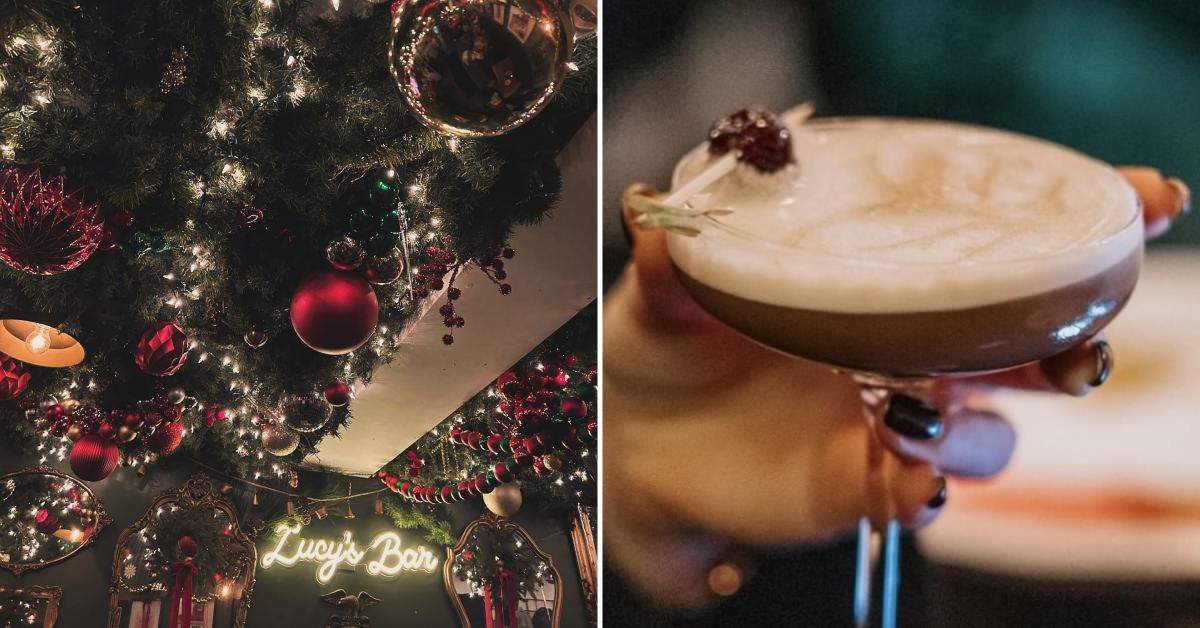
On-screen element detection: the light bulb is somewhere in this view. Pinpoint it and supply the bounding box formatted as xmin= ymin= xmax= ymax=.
xmin=25 ymin=326 xmax=51 ymax=355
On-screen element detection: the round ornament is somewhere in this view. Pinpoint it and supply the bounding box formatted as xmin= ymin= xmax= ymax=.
xmin=66 ymin=424 xmax=83 ymax=441
xmin=290 ymin=269 xmax=379 ymax=355
xmin=261 ymin=423 xmax=300 ymax=457
xmin=281 ymin=394 xmax=331 ymax=433
xmin=362 ymin=251 xmax=404 ymax=285
xmin=326 ymin=236 xmax=365 ymax=271
xmin=176 ymin=535 xmax=198 ymax=559
xmin=323 ymin=380 xmax=352 ymax=407
xmin=483 ymin=482 xmax=522 ymax=517
xmin=0 ymin=352 xmax=31 ymax=400
xmin=69 ymin=434 xmax=119 ymax=481
xmin=134 ymin=322 xmax=190 ymax=377
xmin=388 ymin=0 xmax=573 ymax=137
xmin=116 ymin=425 xmax=138 ymax=443
xmin=0 ymin=168 xmax=104 ymax=275
xmin=542 ymin=453 xmax=563 ymax=471
xmin=167 ymin=388 xmax=187 ymax=405
xmin=145 ymin=421 xmax=185 ymax=455
xmin=244 ymin=329 xmax=268 ymax=348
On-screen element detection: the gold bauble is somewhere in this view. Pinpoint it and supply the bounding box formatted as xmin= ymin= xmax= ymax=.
xmin=483 ymin=483 xmax=522 ymax=517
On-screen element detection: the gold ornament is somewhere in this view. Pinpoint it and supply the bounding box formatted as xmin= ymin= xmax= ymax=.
xmin=261 ymin=423 xmax=300 ymax=457
xmin=244 ymin=329 xmax=268 ymax=348
xmin=117 ymin=425 xmax=138 ymax=443
xmin=66 ymin=424 xmax=83 ymax=442
xmin=542 ymin=453 xmax=563 ymax=472
xmin=160 ymin=46 xmax=189 ymax=93
xmin=483 ymin=483 xmax=522 ymax=517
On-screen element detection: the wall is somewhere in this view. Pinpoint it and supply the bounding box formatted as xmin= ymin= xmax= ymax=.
xmin=0 ymin=447 xmax=591 ymax=628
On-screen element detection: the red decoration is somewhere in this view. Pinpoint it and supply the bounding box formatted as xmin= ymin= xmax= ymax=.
xmin=289 ymin=269 xmax=379 ymax=355
xmin=323 ymin=380 xmax=352 ymax=407
xmin=561 ymin=397 xmax=588 ymax=420
xmin=0 ymin=168 xmax=104 ymax=275
xmin=135 ymin=322 xmax=190 ymax=377
xmin=203 ymin=405 xmax=227 ymax=427
xmin=169 ymin=537 xmax=197 ymax=628
xmin=97 ymin=421 xmax=117 ymax=441
xmin=34 ymin=507 xmax=60 ymax=534
xmin=708 ymin=108 xmax=794 ymax=174
xmin=69 ymin=434 xmax=119 ymax=481
xmin=176 ymin=535 xmax=198 ymax=558
xmin=0 ymin=352 xmax=31 ymax=400
xmin=145 ymin=420 xmax=185 ymax=455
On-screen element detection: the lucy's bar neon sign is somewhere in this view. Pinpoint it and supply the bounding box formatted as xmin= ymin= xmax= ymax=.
xmin=261 ymin=524 xmax=440 ymax=584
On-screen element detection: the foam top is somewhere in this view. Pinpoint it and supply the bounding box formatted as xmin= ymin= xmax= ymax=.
xmin=668 ymin=115 xmax=1143 ymax=313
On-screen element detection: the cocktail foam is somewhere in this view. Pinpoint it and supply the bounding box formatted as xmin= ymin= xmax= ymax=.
xmin=669 ymin=116 xmax=1143 ymax=313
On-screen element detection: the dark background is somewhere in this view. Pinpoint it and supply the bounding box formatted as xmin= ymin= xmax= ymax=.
xmin=0 ymin=447 xmax=591 ymax=628
xmin=604 ymin=1 xmax=1200 ymax=626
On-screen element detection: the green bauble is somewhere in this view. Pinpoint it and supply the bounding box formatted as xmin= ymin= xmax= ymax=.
xmin=344 ymin=176 xmax=403 ymax=255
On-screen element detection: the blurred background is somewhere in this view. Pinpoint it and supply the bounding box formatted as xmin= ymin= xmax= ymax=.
xmin=604 ymin=2 xmax=1200 ymax=626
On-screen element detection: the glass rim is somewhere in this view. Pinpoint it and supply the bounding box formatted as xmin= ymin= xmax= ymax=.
xmin=670 ymin=116 xmax=1145 ymax=269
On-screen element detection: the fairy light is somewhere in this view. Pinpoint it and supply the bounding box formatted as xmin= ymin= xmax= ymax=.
xmin=566 ymin=61 xmax=580 ymax=72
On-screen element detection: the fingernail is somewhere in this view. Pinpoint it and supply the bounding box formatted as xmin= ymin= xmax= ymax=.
xmin=708 ymin=561 xmax=744 ymax=597
xmin=927 ymin=476 xmax=948 ymax=509
xmin=884 ymin=394 xmax=943 ymax=440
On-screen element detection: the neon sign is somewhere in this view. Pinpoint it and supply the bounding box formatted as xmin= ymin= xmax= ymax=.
xmin=261 ymin=524 xmax=440 ymax=584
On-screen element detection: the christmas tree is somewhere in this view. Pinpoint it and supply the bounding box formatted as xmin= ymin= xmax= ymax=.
xmin=0 ymin=0 xmax=595 ymax=481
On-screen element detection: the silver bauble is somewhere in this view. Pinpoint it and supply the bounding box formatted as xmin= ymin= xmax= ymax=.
xmin=261 ymin=424 xmax=301 ymax=457
xmin=280 ymin=395 xmax=332 ymax=433
xmin=167 ymin=388 xmax=186 ymax=405
xmin=388 ymin=0 xmax=572 ymax=137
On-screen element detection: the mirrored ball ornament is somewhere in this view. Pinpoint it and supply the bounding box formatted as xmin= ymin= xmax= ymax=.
xmin=326 ymin=236 xmax=365 ymax=271
xmin=388 ymin=0 xmax=573 ymax=137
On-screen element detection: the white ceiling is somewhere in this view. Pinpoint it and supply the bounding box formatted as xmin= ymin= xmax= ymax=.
xmin=306 ymin=117 xmax=597 ymax=475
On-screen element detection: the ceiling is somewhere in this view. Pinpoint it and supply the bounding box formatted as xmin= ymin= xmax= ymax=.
xmin=306 ymin=117 xmax=597 ymax=476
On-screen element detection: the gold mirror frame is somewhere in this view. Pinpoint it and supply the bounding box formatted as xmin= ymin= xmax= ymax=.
xmin=0 ymin=585 xmax=62 ymax=627
xmin=0 ymin=466 xmax=112 ymax=576
xmin=444 ymin=513 xmax=563 ymax=628
xmin=106 ymin=474 xmax=257 ymax=628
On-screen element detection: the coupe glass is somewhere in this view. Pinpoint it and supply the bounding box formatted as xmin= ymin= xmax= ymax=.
xmin=655 ymin=116 xmax=1144 ymax=628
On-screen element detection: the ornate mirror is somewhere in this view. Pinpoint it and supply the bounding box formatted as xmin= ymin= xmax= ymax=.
xmin=445 ymin=514 xmax=562 ymax=628
xmin=0 ymin=586 xmax=62 ymax=627
xmin=107 ymin=475 xmax=257 ymax=628
xmin=0 ymin=466 xmax=111 ymax=576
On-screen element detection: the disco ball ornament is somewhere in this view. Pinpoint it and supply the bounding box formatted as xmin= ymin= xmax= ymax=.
xmin=261 ymin=423 xmax=300 ymax=457
xmin=0 ymin=168 xmax=104 ymax=275
xmin=325 ymin=236 xmax=365 ymax=271
xmin=134 ymin=322 xmax=190 ymax=377
xmin=290 ymin=269 xmax=379 ymax=355
xmin=362 ymin=250 xmax=404 ymax=285
xmin=281 ymin=394 xmax=332 ymax=433
xmin=388 ymin=0 xmax=573 ymax=137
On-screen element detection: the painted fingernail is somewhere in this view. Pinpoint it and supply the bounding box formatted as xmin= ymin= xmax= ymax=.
xmin=708 ymin=561 xmax=744 ymax=597
xmin=884 ymin=394 xmax=943 ymax=440
xmin=927 ymin=477 xmax=948 ymax=509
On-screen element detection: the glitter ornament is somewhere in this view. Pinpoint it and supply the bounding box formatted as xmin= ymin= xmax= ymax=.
xmin=0 ymin=168 xmax=104 ymax=275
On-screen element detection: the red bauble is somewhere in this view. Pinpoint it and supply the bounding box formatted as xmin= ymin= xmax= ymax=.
xmin=561 ymin=397 xmax=588 ymax=420
xmin=134 ymin=322 xmax=190 ymax=377
xmin=289 ymin=269 xmax=379 ymax=355
xmin=97 ymin=422 xmax=117 ymax=441
xmin=177 ymin=535 xmax=198 ymax=558
xmin=0 ymin=168 xmax=104 ymax=275
xmin=203 ymin=405 xmax=227 ymax=427
xmin=323 ymin=380 xmax=352 ymax=407
xmin=0 ymin=352 xmax=31 ymax=400
xmin=69 ymin=434 xmax=119 ymax=481
xmin=145 ymin=421 xmax=184 ymax=455
xmin=34 ymin=507 xmax=60 ymax=534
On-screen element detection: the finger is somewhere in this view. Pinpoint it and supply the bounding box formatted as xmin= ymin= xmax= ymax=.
xmin=955 ymin=337 xmax=1113 ymax=397
xmin=878 ymin=395 xmax=1016 ymax=478
xmin=1117 ymin=166 xmax=1190 ymax=240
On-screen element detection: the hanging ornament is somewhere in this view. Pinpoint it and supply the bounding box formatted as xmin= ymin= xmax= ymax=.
xmin=483 ymin=483 xmax=523 ymax=517
xmin=0 ymin=352 xmax=30 ymax=400
xmin=69 ymin=434 xmax=120 ymax=481
xmin=542 ymin=453 xmax=564 ymax=472
xmin=0 ymin=168 xmax=104 ymax=275
xmin=323 ymin=380 xmax=352 ymax=407
xmin=388 ymin=0 xmax=573 ymax=137
xmin=362 ymin=250 xmax=404 ymax=285
xmin=236 ymin=204 xmax=264 ymax=229
xmin=166 ymin=388 xmax=187 ymax=405
xmin=261 ymin=423 xmax=300 ymax=457
xmin=145 ymin=420 xmax=185 ymax=455
xmin=66 ymin=423 xmax=84 ymax=441
xmin=342 ymin=176 xmax=402 ymax=256
xmin=203 ymin=405 xmax=227 ymax=427
xmin=134 ymin=322 xmax=190 ymax=377
xmin=326 ymin=236 xmax=365 ymax=271
xmin=116 ymin=425 xmax=138 ymax=443
xmin=290 ymin=269 xmax=379 ymax=355
xmin=244 ymin=329 xmax=268 ymax=348
xmin=281 ymin=394 xmax=332 ymax=433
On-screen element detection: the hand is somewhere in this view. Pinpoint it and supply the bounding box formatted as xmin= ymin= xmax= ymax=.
xmin=603 ymin=169 xmax=1187 ymax=610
